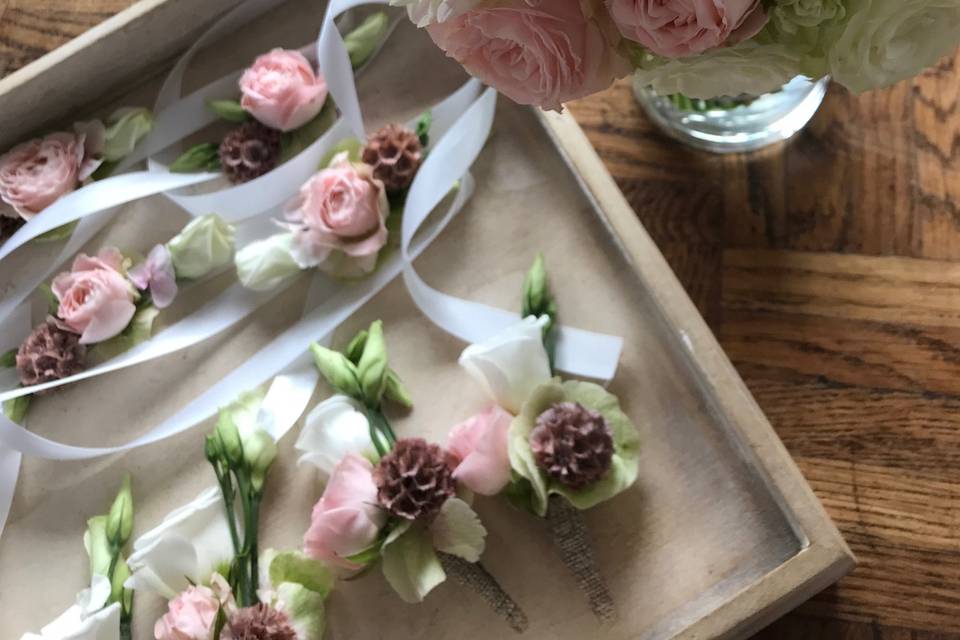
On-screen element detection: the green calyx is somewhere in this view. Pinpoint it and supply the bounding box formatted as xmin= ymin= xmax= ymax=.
xmin=507 ymin=379 xmax=641 ymax=517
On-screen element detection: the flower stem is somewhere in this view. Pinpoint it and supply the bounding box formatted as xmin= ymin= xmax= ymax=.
xmin=438 ymin=553 xmax=529 ymax=634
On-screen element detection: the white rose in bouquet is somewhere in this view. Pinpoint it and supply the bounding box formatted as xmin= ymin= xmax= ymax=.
xmin=825 ymin=0 xmax=960 ymax=93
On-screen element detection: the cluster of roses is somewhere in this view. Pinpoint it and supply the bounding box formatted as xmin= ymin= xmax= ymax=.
xmin=236 ymin=116 xmax=427 ymax=287
xmin=394 ymin=0 xmax=960 ymax=106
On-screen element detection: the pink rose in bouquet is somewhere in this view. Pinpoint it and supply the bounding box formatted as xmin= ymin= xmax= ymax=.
xmin=0 ymin=123 xmax=104 ymax=219
xmin=240 ymin=48 xmax=329 ymax=132
xmin=52 ymin=247 xmax=137 ymax=344
xmin=427 ymin=0 xmax=630 ymax=110
xmin=284 ymin=154 xmax=388 ymax=276
xmin=448 ymin=405 xmax=513 ymax=496
xmin=304 ymin=454 xmax=387 ymax=570
xmin=154 ymin=583 xmax=223 ymax=640
xmin=607 ymin=0 xmax=768 ymax=58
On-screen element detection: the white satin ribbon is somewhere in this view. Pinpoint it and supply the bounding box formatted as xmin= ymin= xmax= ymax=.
xmin=0 ymin=304 xmax=30 ymax=539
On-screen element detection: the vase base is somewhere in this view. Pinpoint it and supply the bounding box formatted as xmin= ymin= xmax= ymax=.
xmin=633 ymin=76 xmax=829 ymax=154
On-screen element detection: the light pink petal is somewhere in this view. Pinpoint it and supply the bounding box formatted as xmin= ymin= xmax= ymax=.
xmin=79 ymin=299 xmax=136 ymax=344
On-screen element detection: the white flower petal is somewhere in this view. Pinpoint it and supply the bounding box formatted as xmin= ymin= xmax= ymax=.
xmin=295 ymin=395 xmax=375 ymax=477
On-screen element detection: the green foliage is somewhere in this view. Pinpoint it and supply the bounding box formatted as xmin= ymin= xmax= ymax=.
xmin=170 ymin=143 xmax=221 ymax=173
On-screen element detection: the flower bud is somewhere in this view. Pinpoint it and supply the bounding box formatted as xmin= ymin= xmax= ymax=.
xmin=357 ymin=320 xmax=388 ymax=407
xmin=215 ymin=411 xmax=244 ymax=467
xmin=383 ymin=370 xmax=413 ymax=409
xmin=106 ymin=475 xmax=134 ymax=547
xmin=103 ymin=107 xmax=153 ymax=162
xmin=235 ymin=233 xmax=302 ymax=291
xmin=344 ymin=12 xmax=389 ymax=68
xmin=244 ymin=429 xmax=278 ymax=491
xmin=167 ymin=214 xmax=235 ymax=279
xmin=521 ymin=253 xmax=555 ymax=323
xmin=310 ymin=343 xmax=362 ymax=399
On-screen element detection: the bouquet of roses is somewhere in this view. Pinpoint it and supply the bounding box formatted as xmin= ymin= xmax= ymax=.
xmin=393 ymin=0 xmax=960 ymax=107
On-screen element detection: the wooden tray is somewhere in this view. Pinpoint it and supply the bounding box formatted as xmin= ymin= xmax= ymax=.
xmin=0 ymin=2 xmax=854 ymax=638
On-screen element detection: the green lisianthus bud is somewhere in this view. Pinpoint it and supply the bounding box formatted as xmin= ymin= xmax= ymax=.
xmin=357 ymin=320 xmax=389 ymax=407
xmin=215 ymin=411 xmax=244 ymax=467
xmin=83 ymin=515 xmax=112 ymax=579
xmin=235 ymin=233 xmax=302 ymax=291
xmin=103 ymin=107 xmax=153 ymax=162
xmin=522 ymin=253 xmax=557 ymax=332
xmin=344 ymin=12 xmax=389 ymax=69
xmin=310 ymin=344 xmax=362 ymax=399
xmin=106 ymin=475 xmax=134 ymax=547
xmin=383 ymin=370 xmax=413 ymax=410
xmin=345 ymin=329 xmax=368 ymax=365
xmin=167 ymin=214 xmax=236 ymax=279
xmin=244 ymin=429 xmax=278 ymax=491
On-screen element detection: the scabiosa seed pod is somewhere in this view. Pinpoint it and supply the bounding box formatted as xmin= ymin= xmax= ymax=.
xmin=227 ymin=603 xmax=297 ymax=640
xmin=530 ymin=402 xmax=614 ymax=490
xmin=373 ymin=437 xmax=456 ymax=520
xmin=16 ymin=317 xmax=86 ymax=388
xmin=361 ymin=124 xmax=423 ymax=193
xmin=219 ymin=121 xmax=283 ymax=185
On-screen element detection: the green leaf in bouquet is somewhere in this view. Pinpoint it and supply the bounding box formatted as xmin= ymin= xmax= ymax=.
xmin=266 ymin=550 xmax=335 ymax=598
xmin=344 ymin=544 xmax=382 ymax=567
xmin=207 ymin=99 xmax=250 ymax=123
xmin=281 ymin=102 xmax=338 ymax=163
xmin=380 ymin=523 xmax=445 ymax=604
xmin=170 ymin=143 xmax=222 ymax=173
xmin=344 ymin=11 xmax=389 ymax=69
xmin=89 ymin=305 xmax=160 ymax=363
xmin=0 ymin=349 xmax=16 ymax=368
xmin=415 ymin=110 xmax=433 ymax=148
xmin=34 ymin=220 xmax=78 ymax=244
xmin=429 ymin=498 xmax=486 ymax=563
xmin=310 ymin=343 xmax=362 ymax=399
xmin=317 ymin=137 xmax=362 ymax=171
xmin=2 ymin=396 xmax=30 ymax=425
xmin=38 ymin=283 xmax=59 ymax=315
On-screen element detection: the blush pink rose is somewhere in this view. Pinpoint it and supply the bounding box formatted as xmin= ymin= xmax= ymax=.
xmin=154 ymin=583 xmax=221 ymax=640
xmin=284 ymin=153 xmax=388 ymax=276
xmin=448 ymin=405 xmax=513 ymax=496
xmin=52 ymin=247 xmax=137 ymax=344
xmin=0 ymin=122 xmax=104 ymax=219
xmin=427 ymin=0 xmax=630 ymax=110
xmin=240 ymin=49 xmax=329 ymax=132
xmin=304 ymin=454 xmax=387 ymax=571
xmin=607 ymin=0 xmax=768 ymax=58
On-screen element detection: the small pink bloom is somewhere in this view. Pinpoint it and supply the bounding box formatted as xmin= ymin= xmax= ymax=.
xmin=304 ymin=454 xmax=387 ymax=571
xmin=448 ymin=405 xmax=513 ymax=496
xmin=284 ymin=154 xmax=388 ymax=276
xmin=0 ymin=122 xmax=104 ymax=219
xmin=606 ymin=0 xmax=767 ymax=58
xmin=427 ymin=0 xmax=630 ymax=110
xmin=129 ymin=244 xmax=178 ymax=309
xmin=52 ymin=247 xmax=137 ymax=344
xmin=240 ymin=49 xmax=329 ymax=132
xmin=154 ymin=583 xmax=221 ymax=640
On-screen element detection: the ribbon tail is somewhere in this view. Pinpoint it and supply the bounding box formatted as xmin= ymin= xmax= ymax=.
xmin=0 ymin=445 xmax=21 ymax=540
xmin=438 ymin=552 xmax=529 ymax=634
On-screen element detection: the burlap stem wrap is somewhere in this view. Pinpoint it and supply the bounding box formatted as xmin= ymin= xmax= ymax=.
xmin=438 ymin=552 xmax=530 ymax=634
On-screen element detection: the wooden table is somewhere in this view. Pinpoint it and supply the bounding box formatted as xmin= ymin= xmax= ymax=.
xmin=2 ymin=3 xmax=958 ymax=638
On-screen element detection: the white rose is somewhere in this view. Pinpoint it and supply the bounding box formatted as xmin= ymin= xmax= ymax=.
xmin=294 ymin=395 xmax=376 ymax=478
xmin=458 ymin=315 xmax=552 ymax=414
xmin=391 ymin=0 xmax=486 ymax=26
xmin=826 ymin=0 xmax=960 ymax=93
xmin=235 ymin=233 xmax=302 ymax=291
xmin=632 ymin=39 xmax=802 ymax=99
xmin=124 ymin=487 xmax=233 ymax=599
xmin=21 ymin=575 xmax=120 ymax=640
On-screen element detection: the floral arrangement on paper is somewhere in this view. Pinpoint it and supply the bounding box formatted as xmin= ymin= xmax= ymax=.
xmin=235 ymin=112 xmax=431 ymax=285
xmin=395 ymin=0 xmax=960 ymax=106
xmin=169 ymin=13 xmax=389 ymax=184
xmin=444 ymin=254 xmax=641 ymax=622
xmin=296 ymin=320 xmax=530 ymax=632
xmin=0 ymin=108 xmax=152 ymax=244
xmin=1 ymin=214 xmax=235 ymax=422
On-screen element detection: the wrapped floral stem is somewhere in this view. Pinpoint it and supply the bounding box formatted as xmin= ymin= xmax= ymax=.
xmin=438 ymin=552 xmax=530 ymax=633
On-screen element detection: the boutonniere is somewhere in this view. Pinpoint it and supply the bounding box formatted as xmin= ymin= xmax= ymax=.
xmin=0 ymin=108 xmax=152 ymax=245
xmin=450 ymin=255 xmax=641 ymax=622
xmin=168 ymin=13 xmax=389 ymax=184
xmin=2 ymin=215 xmax=235 ymax=423
xmin=297 ymin=320 xmax=530 ymax=633
xmin=235 ymin=113 xmax=430 ymax=286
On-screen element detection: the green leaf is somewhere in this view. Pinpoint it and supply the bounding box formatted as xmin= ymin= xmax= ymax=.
xmin=170 ymin=143 xmax=221 ymax=173
xmin=344 ymin=544 xmax=382 ymax=567
xmin=39 ymin=284 xmax=59 ymax=315
xmin=382 ymin=369 xmax=413 ymax=410
xmin=310 ymin=343 xmax=362 ymax=399
xmin=380 ymin=524 xmax=446 ymax=603
xmin=281 ymin=102 xmax=338 ymax=163
xmin=207 ymin=99 xmax=250 ymax=123
xmin=91 ymin=160 xmax=119 ymax=181
xmin=0 ymin=349 xmax=16 ymax=368
xmin=266 ymin=550 xmax=334 ymax=599
xmin=345 ymin=329 xmax=368 ymax=365
xmin=2 ymin=396 xmax=30 ymax=425
xmin=317 ymin=137 xmax=362 ymax=171
xmin=275 ymin=582 xmax=327 ymax=640
xmin=34 ymin=220 xmax=78 ymax=244
xmin=103 ymin=107 xmax=153 ymax=162
xmin=357 ymin=320 xmax=388 ymax=407
xmin=90 ymin=305 xmax=160 ymax=362
xmin=415 ymin=111 xmax=433 ymax=148
xmin=429 ymin=498 xmax=486 ymax=563
xmin=344 ymin=11 xmax=389 ymax=69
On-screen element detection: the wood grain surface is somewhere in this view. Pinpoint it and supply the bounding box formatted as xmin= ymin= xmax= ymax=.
xmin=1 ymin=3 xmax=958 ymax=638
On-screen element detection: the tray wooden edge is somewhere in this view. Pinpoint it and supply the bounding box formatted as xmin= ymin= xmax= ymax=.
xmin=535 ymin=107 xmax=856 ymax=639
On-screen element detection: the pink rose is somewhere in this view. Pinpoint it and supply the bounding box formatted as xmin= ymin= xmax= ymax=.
xmin=304 ymin=454 xmax=387 ymax=571
xmin=426 ymin=0 xmax=630 ymax=110
xmin=240 ymin=49 xmax=329 ymax=132
xmin=0 ymin=122 xmax=104 ymax=219
xmin=52 ymin=247 xmax=137 ymax=344
xmin=448 ymin=405 xmax=513 ymax=496
xmin=607 ymin=0 xmax=768 ymax=58
xmin=154 ymin=583 xmax=222 ymax=640
xmin=129 ymin=244 xmax=178 ymax=309
xmin=284 ymin=154 xmax=388 ymax=276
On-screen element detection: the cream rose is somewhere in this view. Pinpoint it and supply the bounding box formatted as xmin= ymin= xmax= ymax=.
xmin=240 ymin=49 xmax=329 ymax=132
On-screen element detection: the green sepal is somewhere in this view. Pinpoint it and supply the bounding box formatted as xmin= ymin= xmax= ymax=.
xmin=170 ymin=143 xmax=221 ymax=173
xmin=207 ymin=99 xmax=250 ymax=123
xmin=310 ymin=343 xmax=362 ymax=399
xmin=3 ymin=396 xmax=30 ymax=424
